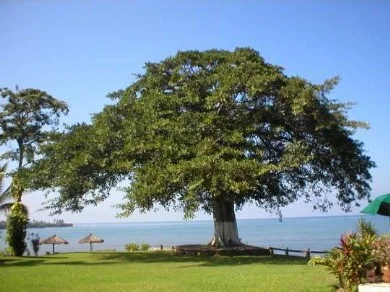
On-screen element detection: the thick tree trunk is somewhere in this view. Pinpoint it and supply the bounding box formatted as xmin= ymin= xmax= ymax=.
xmin=208 ymin=197 xmax=241 ymax=247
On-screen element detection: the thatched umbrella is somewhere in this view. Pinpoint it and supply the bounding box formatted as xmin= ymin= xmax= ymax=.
xmin=39 ymin=234 xmax=68 ymax=254
xmin=78 ymin=233 xmax=104 ymax=252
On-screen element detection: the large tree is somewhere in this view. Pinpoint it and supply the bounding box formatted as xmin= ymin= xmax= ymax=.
xmin=0 ymin=87 xmax=68 ymax=255
xmin=0 ymin=87 xmax=68 ymax=200
xmin=29 ymin=49 xmax=374 ymax=247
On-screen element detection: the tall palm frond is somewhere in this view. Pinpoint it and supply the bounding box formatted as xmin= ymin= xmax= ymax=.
xmin=0 ymin=164 xmax=6 ymax=192
xmin=0 ymin=185 xmax=11 ymax=203
xmin=0 ymin=164 xmax=28 ymax=214
xmin=0 ymin=164 xmax=13 ymax=213
xmin=0 ymin=202 xmax=14 ymax=213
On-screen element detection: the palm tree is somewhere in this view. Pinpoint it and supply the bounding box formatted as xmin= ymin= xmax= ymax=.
xmin=0 ymin=164 xmax=28 ymax=213
xmin=0 ymin=164 xmax=29 ymax=255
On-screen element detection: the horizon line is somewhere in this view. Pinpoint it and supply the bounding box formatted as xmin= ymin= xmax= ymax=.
xmin=69 ymin=213 xmax=369 ymax=225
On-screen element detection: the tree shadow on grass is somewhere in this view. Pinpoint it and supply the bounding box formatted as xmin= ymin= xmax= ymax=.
xmin=96 ymin=251 xmax=309 ymax=267
xmin=0 ymin=256 xmax=68 ymax=267
xmin=0 ymin=252 xmax=309 ymax=268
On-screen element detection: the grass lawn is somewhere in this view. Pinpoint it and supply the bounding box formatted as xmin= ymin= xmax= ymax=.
xmin=0 ymin=251 xmax=336 ymax=291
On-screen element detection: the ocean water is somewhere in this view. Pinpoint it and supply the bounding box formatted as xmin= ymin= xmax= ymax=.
xmin=0 ymin=215 xmax=388 ymax=255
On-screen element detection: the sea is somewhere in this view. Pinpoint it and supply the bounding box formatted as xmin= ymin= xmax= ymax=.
xmin=0 ymin=215 xmax=388 ymax=255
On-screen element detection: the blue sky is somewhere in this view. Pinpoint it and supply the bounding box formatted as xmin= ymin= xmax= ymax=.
xmin=1 ymin=1 xmax=389 ymax=223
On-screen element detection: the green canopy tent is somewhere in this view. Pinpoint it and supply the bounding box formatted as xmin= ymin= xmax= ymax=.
xmin=361 ymin=193 xmax=390 ymax=229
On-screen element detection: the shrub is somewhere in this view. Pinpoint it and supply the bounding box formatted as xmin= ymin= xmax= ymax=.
xmin=0 ymin=247 xmax=14 ymax=256
xmin=372 ymin=235 xmax=390 ymax=266
xmin=307 ymin=256 xmax=327 ymax=266
xmin=6 ymin=203 xmax=29 ymax=256
xmin=125 ymin=242 xmax=139 ymax=252
xmin=324 ymin=219 xmax=378 ymax=291
xmin=140 ymin=243 xmax=151 ymax=251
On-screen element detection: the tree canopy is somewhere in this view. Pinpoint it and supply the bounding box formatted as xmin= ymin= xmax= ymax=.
xmin=0 ymin=87 xmax=68 ymax=167
xmin=29 ymin=48 xmax=374 ymax=245
xmin=0 ymin=87 xmax=68 ymax=201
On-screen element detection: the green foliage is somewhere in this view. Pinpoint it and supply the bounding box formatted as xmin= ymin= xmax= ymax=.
xmin=29 ymin=49 xmax=374 ymax=222
xmin=124 ymin=242 xmax=139 ymax=252
xmin=0 ymin=246 xmax=14 ymax=256
xmin=0 ymin=87 xmax=68 ymax=167
xmin=0 ymin=86 xmax=68 ymax=255
xmin=0 ymin=163 xmax=12 ymax=213
xmin=0 ymin=86 xmax=68 ymax=204
xmin=324 ymin=219 xmax=378 ymax=291
xmin=140 ymin=243 xmax=151 ymax=251
xmin=307 ymin=256 xmax=327 ymax=266
xmin=356 ymin=218 xmax=378 ymax=238
xmin=6 ymin=202 xmax=29 ymax=256
xmin=372 ymin=235 xmax=390 ymax=265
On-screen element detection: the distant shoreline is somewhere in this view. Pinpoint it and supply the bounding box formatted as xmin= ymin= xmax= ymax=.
xmin=0 ymin=220 xmax=73 ymax=230
xmin=70 ymin=214 xmax=370 ymax=225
